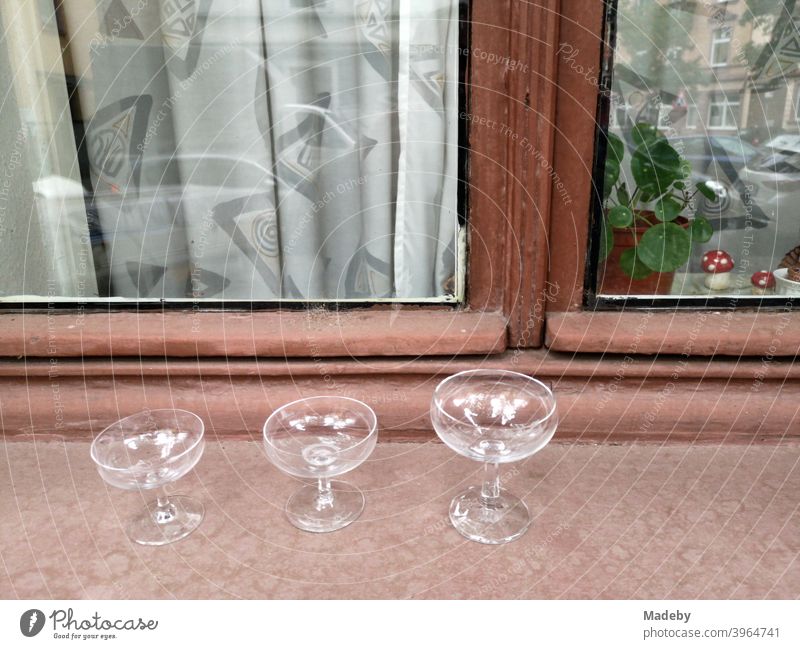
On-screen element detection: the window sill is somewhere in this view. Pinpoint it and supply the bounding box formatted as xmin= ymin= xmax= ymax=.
xmin=546 ymin=310 xmax=800 ymax=357
xmin=0 ymin=309 xmax=507 ymax=358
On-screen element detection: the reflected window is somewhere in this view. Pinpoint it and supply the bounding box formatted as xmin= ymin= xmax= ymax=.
xmin=710 ymin=27 xmax=731 ymax=67
xmin=708 ymin=93 xmax=740 ymax=130
xmin=685 ymin=103 xmax=699 ymax=129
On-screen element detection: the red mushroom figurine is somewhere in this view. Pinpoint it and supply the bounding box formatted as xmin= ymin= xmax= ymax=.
xmin=750 ymin=270 xmax=775 ymax=295
xmin=701 ymin=250 xmax=734 ymax=290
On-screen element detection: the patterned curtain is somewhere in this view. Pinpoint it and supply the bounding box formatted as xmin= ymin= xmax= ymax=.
xmin=61 ymin=0 xmax=459 ymax=300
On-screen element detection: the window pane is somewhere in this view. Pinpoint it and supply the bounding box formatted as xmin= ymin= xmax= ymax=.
xmin=709 ymin=103 xmax=724 ymax=128
xmin=594 ymin=0 xmax=800 ymax=300
xmin=0 ymin=0 xmax=463 ymax=302
xmin=711 ymin=27 xmax=731 ymax=66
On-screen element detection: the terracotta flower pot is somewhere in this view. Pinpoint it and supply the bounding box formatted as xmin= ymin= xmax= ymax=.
xmin=598 ymin=214 xmax=689 ymax=296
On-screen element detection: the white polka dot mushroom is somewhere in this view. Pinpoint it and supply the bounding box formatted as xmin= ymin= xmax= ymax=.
xmin=701 ymin=249 xmax=734 ymax=290
xmin=750 ymin=270 xmax=775 ymax=295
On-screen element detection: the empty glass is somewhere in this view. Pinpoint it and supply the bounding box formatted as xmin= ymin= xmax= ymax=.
xmin=431 ymin=369 xmax=558 ymax=544
xmin=263 ymin=396 xmax=378 ymax=533
xmin=90 ymin=409 xmax=206 ymax=546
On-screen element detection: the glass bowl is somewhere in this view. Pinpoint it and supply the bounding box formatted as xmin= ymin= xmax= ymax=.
xmin=431 ymin=369 xmax=557 ymax=544
xmin=90 ymin=409 xmax=205 ymax=545
xmin=263 ymin=396 xmax=378 ymax=533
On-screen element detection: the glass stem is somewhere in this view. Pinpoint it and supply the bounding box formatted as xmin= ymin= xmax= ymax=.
xmin=480 ymin=461 xmax=501 ymax=507
xmin=152 ymin=486 xmax=176 ymax=524
xmin=316 ymin=476 xmax=334 ymax=510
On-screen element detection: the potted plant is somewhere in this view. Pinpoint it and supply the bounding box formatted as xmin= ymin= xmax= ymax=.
xmin=599 ymin=123 xmax=719 ymax=294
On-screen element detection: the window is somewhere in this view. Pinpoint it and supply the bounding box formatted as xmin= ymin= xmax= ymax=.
xmin=708 ymin=93 xmax=739 ymax=129
xmin=710 ymin=27 xmax=731 ymax=67
xmin=0 ymin=0 xmax=541 ymax=362
xmin=587 ymin=0 xmax=800 ymax=307
xmin=1 ymin=0 xmax=463 ymax=304
xmin=545 ymin=0 xmax=800 ymax=364
xmin=685 ymin=103 xmax=699 ymax=129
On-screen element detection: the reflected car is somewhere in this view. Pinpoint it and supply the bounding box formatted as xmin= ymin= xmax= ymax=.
xmin=742 ymin=134 xmax=800 ymax=219
xmin=661 ymin=136 xmax=771 ymax=274
xmin=669 ymin=134 xmax=760 ymax=173
xmin=32 ymin=155 xmax=287 ymax=297
xmin=734 ymin=135 xmax=800 ymax=267
xmin=680 ymin=133 xmax=800 ymax=275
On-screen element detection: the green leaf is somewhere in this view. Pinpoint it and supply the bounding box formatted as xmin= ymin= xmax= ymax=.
xmin=607 ymin=205 xmax=634 ymax=228
xmin=599 ymin=216 xmax=613 ymax=261
xmin=631 ymin=123 xmax=663 ymax=148
xmin=631 ymin=139 xmax=683 ymax=196
xmin=602 ymin=132 xmax=625 ymax=199
xmin=674 ymin=181 xmax=685 ymax=190
xmin=695 ymin=181 xmax=717 ymax=201
xmin=620 ymin=248 xmax=653 ymax=279
xmin=690 ymin=215 xmax=714 ymax=243
xmin=603 ymin=167 xmax=619 ymax=199
xmin=654 ymin=196 xmax=683 ymax=222
xmin=606 ymin=132 xmax=625 ymax=165
xmin=636 ymin=221 xmax=692 ymax=272
xmin=617 ymin=183 xmax=630 ymax=206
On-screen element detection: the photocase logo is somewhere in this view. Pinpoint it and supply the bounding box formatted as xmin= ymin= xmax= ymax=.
xmin=20 ymin=609 xmax=45 ymax=637
xmin=15 ymin=608 xmax=159 ymax=640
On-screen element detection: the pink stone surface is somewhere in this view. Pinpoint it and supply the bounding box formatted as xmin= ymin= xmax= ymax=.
xmin=1 ymin=440 xmax=798 ymax=599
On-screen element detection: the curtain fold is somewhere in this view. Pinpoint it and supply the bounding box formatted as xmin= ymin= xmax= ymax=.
xmin=0 ymin=0 xmax=98 ymax=299
xmin=62 ymin=0 xmax=458 ymax=300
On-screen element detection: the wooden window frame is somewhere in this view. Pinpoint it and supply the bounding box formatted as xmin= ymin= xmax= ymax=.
xmin=0 ymin=0 xmax=558 ymax=361
xmin=1 ymin=0 xmax=569 ymax=439
xmin=545 ymin=0 xmax=800 ymax=358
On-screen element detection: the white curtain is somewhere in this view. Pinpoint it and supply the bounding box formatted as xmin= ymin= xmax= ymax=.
xmin=61 ymin=0 xmax=459 ymax=300
xmin=0 ymin=0 xmax=98 ymax=299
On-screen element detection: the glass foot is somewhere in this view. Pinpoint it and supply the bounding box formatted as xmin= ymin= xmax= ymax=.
xmin=286 ymin=480 xmax=364 ymax=533
xmin=127 ymin=495 xmax=204 ymax=546
xmin=449 ymin=485 xmax=531 ymax=545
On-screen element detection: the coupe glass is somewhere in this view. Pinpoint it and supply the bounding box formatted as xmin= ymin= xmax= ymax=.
xmin=263 ymin=396 xmax=378 ymax=533
xmin=431 ymin=369 xmax=558 ymax=544
xmin=90 ymin=409 xmax=206 ymax=546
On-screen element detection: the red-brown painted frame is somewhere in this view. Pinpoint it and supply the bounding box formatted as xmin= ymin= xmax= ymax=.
xmin=0 ymin=0 xmax=561 ymax=359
